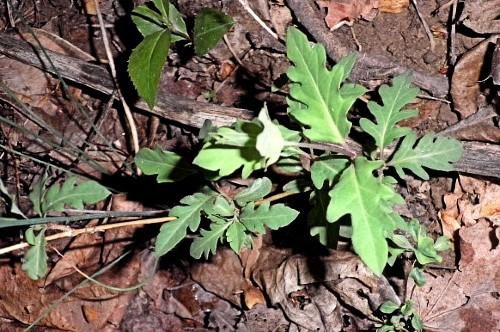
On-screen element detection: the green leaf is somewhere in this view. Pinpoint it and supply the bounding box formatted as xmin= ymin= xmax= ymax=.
xmin=193 ymin=8 xmax=234 ymax=55
xmin=41 ymin=177 xmax=111 ymax=214
xmin=168 ymin=3 xmax=188 ymax=41
xmin=360 ymin=74 xmax=419 ymax=152
xmin=415 ymin=237 xmax=442 ymax=265
xmin=409 ymin=267 xmax=426 ymax=286
xmin=389 ymin=132 xmax=463 ymax=180
xmin=190 ymin=220 xmax=231 ymax=259
xmin=193 ymin=121 xmax=265 ymax=178
xmin=274 ymin=156 xmax=304 ymax=174
xmin=286 ymin=27 xmax=367 ymax=144
xmin=29 ymin=173 xmax=48 ymax=216
xmin=434 ymin=236 xmax=451 ymax=252
xmin=310 ymin=156 xmax=349 ymax=189
xmin=155 ymin=190 xmax=216 ymax=257
xmin=235 ymin=177 xmax=273 ymax=206
xmin=308 ymin=189 xmax=338 ymax=247
xmin=377 ymin=325 xmax=395 ymax=332
xmin=327 ymin=157 xmax=404 ymax=275
xmin=205 ymin=195 xmax=235 ymax=217
xmin=400 ymin=300 xmax=415 ymax=316
xmin=390 ymin=234 xmax=413 ymax=250
xmin=226 ymin=222 xmax=247 ymax=253
xmin=283 ymin=179 xmax=312 ymax=193
xmin=132 ymin=5 xmax=166 ymax=37
xmin=22 ymin=227 xmax=48 ymax=280
xmin=135 ymin=147 xmax=196 ymax=183
xmin=387 ymin=247 xmax=405 ymax=266
xmin=380 ymin=301 xmax=400 ymax=314
xmin=240 ymin=202 xmax=299 ymax=232
xmin=128 ymin=29 xmax=171 ymax=109
xmin=256 ymin=106 xmax=285 ymax=167
xmin=152 ymin=0 xmax=169 ymax=19
xmin=411 ymin=314 xmax=423 ymax=331
xmin=0 ymin=177 xmax=26 ymax=218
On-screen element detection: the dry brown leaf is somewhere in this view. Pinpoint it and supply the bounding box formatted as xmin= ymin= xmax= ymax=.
xmin=45 ymin=194 xmax=144 ymax=284
xmin=409 ymin=220 xmax=500 ymax=331
xmin=451 ymin=36 xmax=497 ymax=118
xmin=252 ymin=250 xmax=399 ymax=331
xmin=460 ymin=0 xmax=500 ymax=34
xmin=439 ymin=192 xmax=462 ymax=238
xmin=0 ymin=251 xmax=141 ymax=331
xmin=270 ymin=4 xmax=293 ymax=39
xmin=378 ymin=0 xmax=408 ymax=14
xmin=191 ymin=249 xmax=247 ymax=307
xmin=317 ymin=0 xmax=379 ymax=30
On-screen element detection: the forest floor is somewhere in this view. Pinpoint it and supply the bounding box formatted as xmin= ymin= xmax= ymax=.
xmin=0 ymin=0 xmax=499 ymax=331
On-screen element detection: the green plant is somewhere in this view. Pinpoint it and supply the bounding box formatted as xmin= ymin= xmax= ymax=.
xmin=378 ymin=300 xmax=423 ymax=332
xmin=135 ymin=27 xmax=462 ymax=275
xmin=128 ymin=0 xmax=234 ymax=108
xmin=20 ymin=176 xmax=111 ymax=279
xmin=388 ymin=219 xmax=451 ymax=286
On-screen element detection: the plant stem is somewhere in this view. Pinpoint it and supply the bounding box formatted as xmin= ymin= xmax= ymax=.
xmin=289 ymin=141 xmax=358 ymax=158
xmin=255 ymin=191 xmax=300 ymax=206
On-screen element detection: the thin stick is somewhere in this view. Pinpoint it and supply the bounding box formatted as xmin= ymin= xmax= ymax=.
xmin=92 ymin=0 xmax=140 ymax=156
xmin=449 ymin=0 xmax=458 ymax=65
xmin=237 ymin=0 xmax=279 ymax=40
xmin=412 ymin=0 xmax=436 ymax=53
xmin=0 ymin=216 xmax=176 ymax=255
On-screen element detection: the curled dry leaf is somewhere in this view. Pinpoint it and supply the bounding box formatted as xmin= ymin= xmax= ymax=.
xmin=439 ymin=175 xmax=500 ymax=238
xmin=252 ymin=251 xmax=399 ymax=330
xmin=317 ymin=0 xmax=379 ymax=30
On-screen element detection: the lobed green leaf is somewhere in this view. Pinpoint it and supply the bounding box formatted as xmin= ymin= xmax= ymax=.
xmin=310 ymin=156 xmax=349 ymax=189
xmin=360 ymin=74 xmax=419 ymax=152
xmin=135 ymin=147 xmax=196 ymax=183
xmin=240 ymin=202 xmax=299 ymax=233
xmin=40 ymin=177 xmax=111 ymax=214
xmin=190 ymin=220 xmax=231 ymax=259
xmin=327 ymin=157 xmax=404 ymax=275
xmin=286 ymin=27 xmax=367 ymax=144
xmin=155 ymin=190 xmax=217 ymax=257
xmin=389 ymin=132 xmax=463 ymax=180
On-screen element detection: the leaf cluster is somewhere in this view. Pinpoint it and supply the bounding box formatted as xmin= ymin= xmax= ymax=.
xmin=154 ymin=178 xmax=298 ymax=259
xmin=20 ymin=176 xmax=111 ymax=280
xmin=389 ymin=220 xmax=450 ymax=286
xmin=128 ymin=0 xmax=234 ymax=108
xmin=378 ymin=300 xmax=423 ymax=332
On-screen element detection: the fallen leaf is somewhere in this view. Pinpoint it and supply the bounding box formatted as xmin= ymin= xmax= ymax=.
xmin=379 ymin=0 xmax=409 ymax=14
xmin=317 ymin=0 xmax=379 ymax=30
xmin=409 ymin=220 xmax=500 ymax=331
xmin=451 ymin=36 xmax=497 ymax=118
xmin=460 ymin=0 xmax=500 ymax=34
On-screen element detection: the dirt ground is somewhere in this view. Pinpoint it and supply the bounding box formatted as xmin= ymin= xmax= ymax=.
xmin=0 ymin=0 xmax=499 ymax=331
